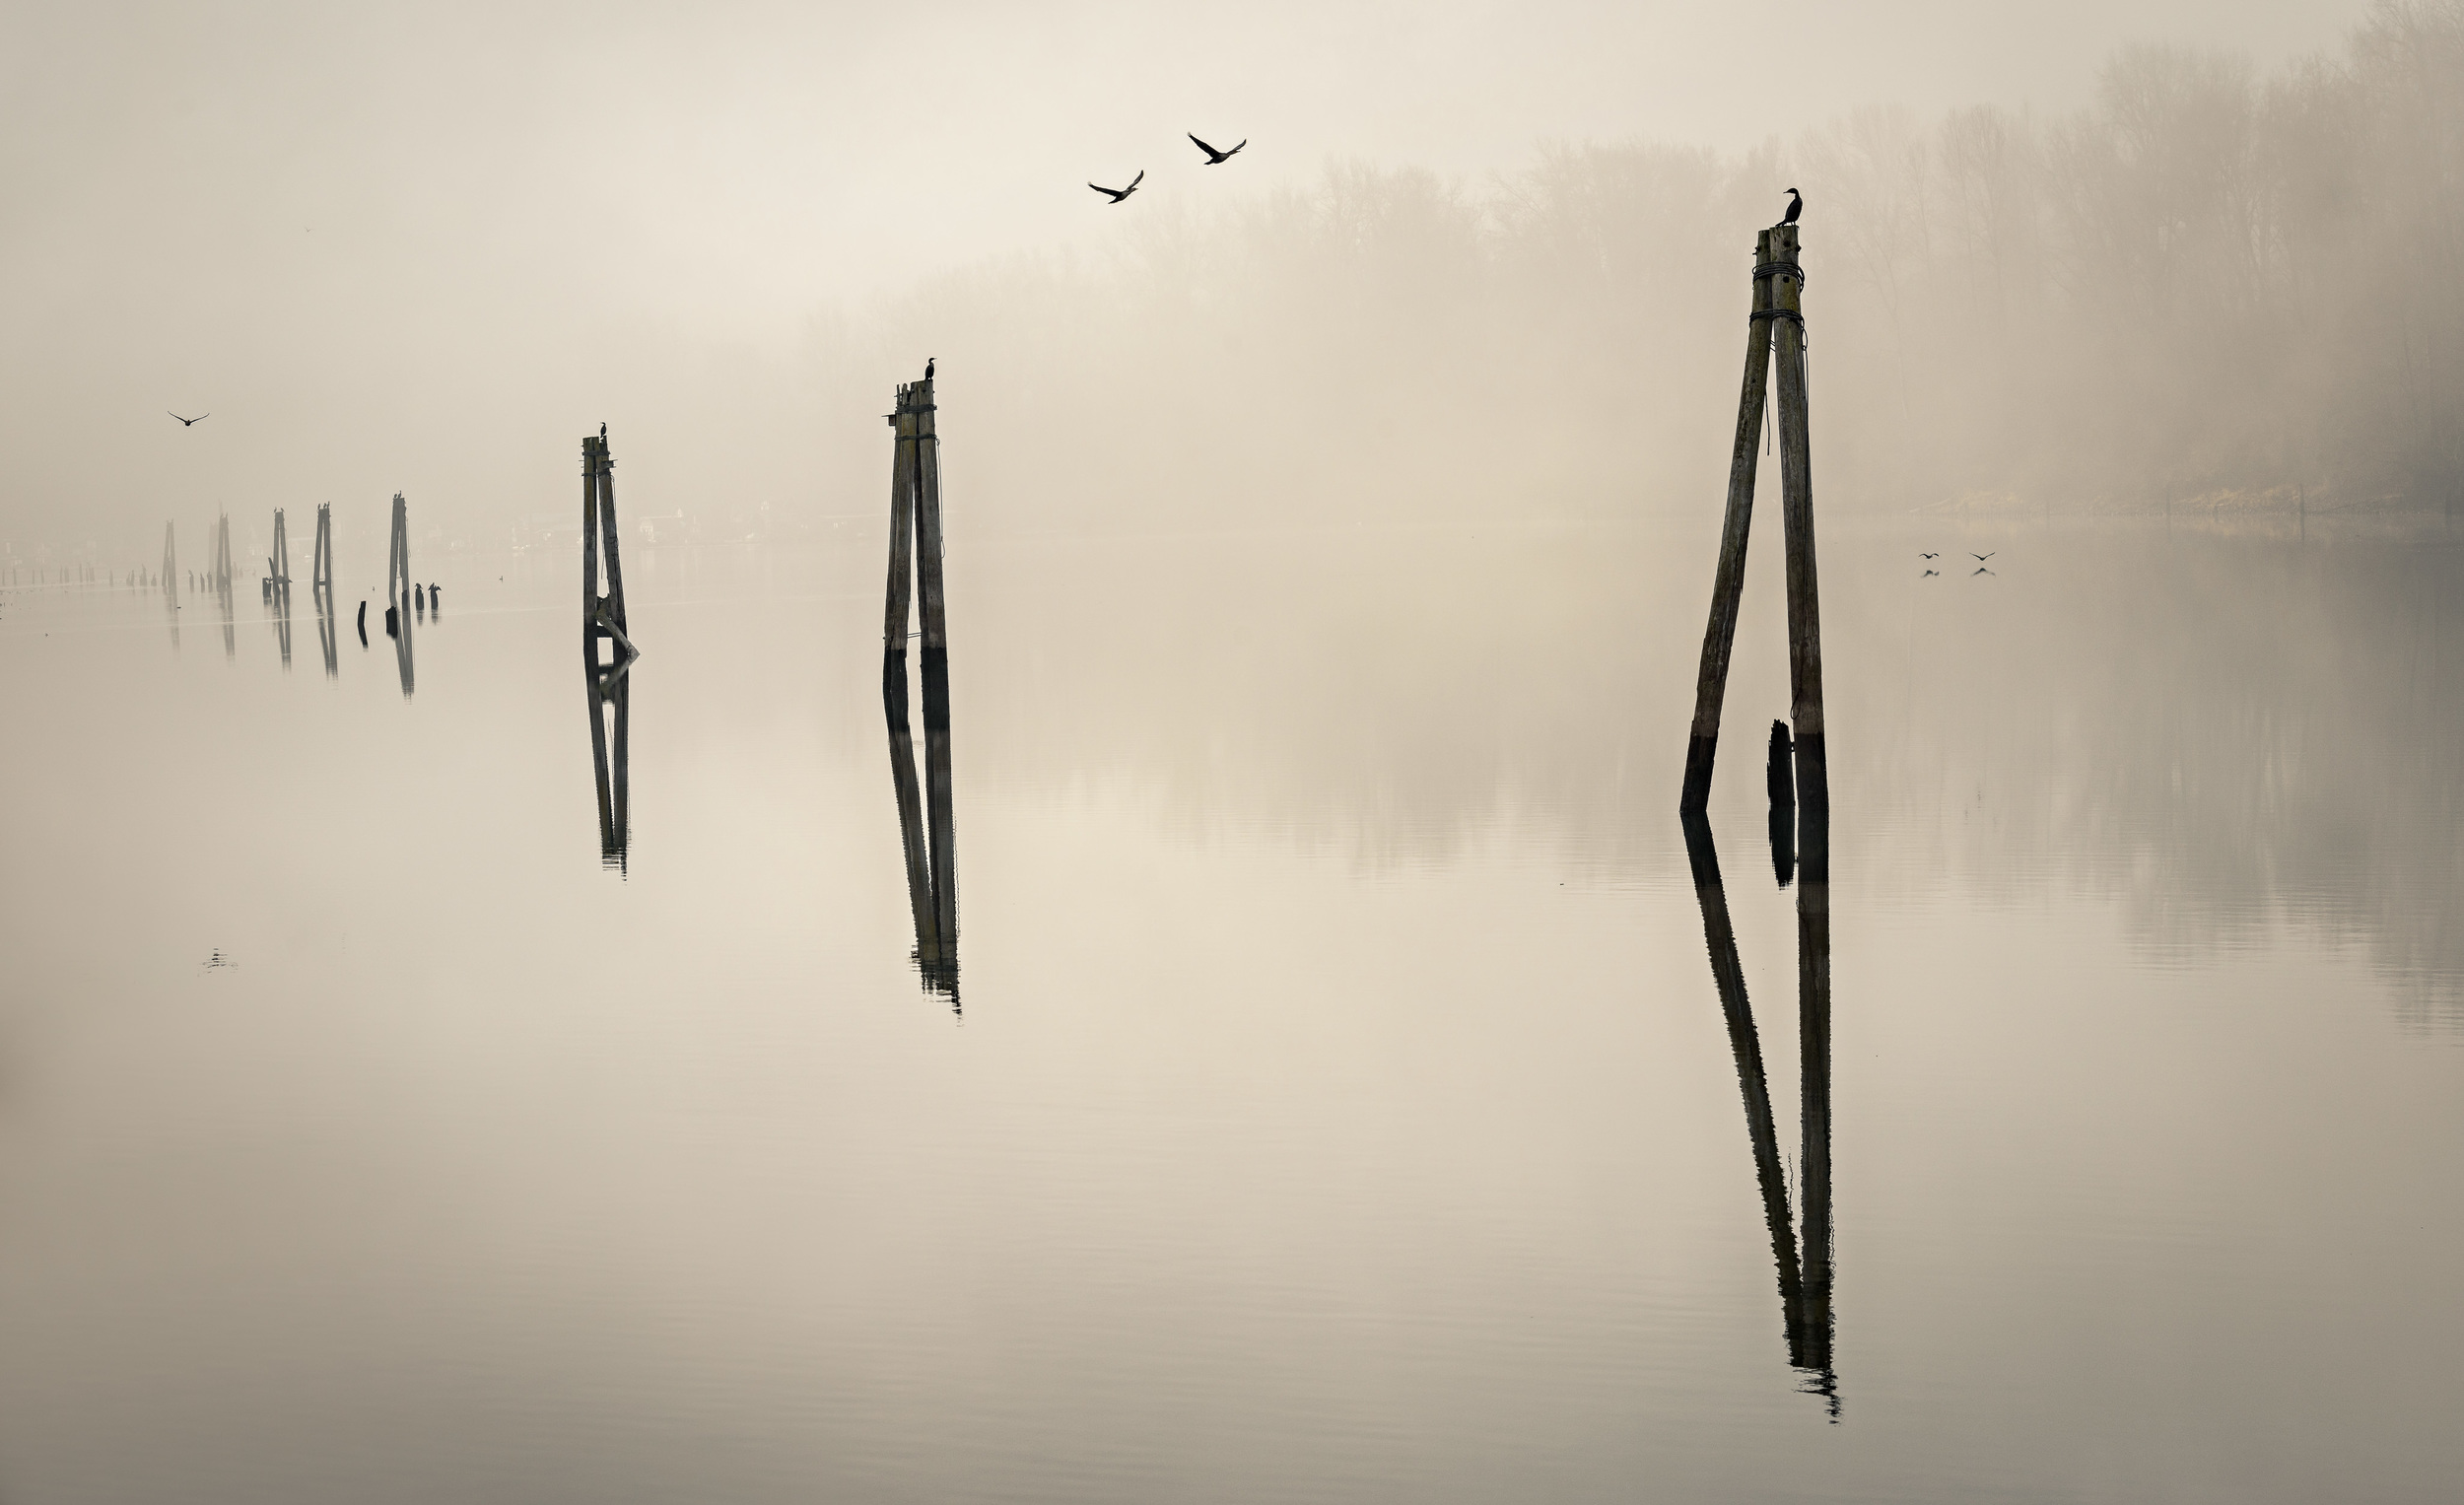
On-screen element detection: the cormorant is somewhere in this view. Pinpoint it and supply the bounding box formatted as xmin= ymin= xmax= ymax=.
xmin=1923 ymin=569 xmax=1940 ymax=577
xmin=1088 ymin=171 xmax=1145 ymax=204
xmin=169 ymin=411 xmax=210 ymax=427
xmin=1782 ymin=188 xmax=1802 ymax=225
xmin=1971 ymin=552 xmax=1995 ymax=561
xmin=925 ymin=358 xmax=935 ymax=380
xmin=1920 ymin=552 xmax=1939 ymax=559
xmin=1190 ymin=134 xmax=1245 ymax=165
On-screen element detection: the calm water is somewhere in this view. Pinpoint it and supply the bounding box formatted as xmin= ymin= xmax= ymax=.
xmin=1 ymin=514 xmax=2459 ymax=1502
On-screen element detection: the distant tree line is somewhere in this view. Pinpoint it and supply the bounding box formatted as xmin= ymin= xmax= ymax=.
xmin=819 ymin=1 xmax=2464 ymax=524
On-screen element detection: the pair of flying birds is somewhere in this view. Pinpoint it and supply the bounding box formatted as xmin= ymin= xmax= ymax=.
xmin=1089 ymin=133 xmax=1245 ymax=203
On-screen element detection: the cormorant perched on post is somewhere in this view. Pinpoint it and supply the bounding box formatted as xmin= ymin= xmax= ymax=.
xmin=1782 ymin=188 xmax=1803 ymax=225
xmin=925 ymin=358 xmax=935 ymax=380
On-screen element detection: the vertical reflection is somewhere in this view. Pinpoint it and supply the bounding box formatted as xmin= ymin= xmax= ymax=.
xmin=883 ymin=657 xmax=959 ymax=1007
xmin=586 ymin=666 xmax=631 ymax=870
xmin=1794 ymin=799 xmax=1835 ymax=1409
xmin=1682 ymin=810 xmax=1838 ymax=1414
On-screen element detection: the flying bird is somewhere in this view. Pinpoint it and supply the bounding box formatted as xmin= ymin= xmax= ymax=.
xmin=1088 ymin=171 xmax=1145 ymax=204
xmin=1782 ymin=188 xmax=1803 ymax=225
xmin=169 ymin=411 xmax=210 ymax=427
xmin=1972 ymin=567 xmax=1996 ymax=577
xmin=1971 ymin=552 xmax=1995 ymax=561
xmin=1923 ymin=569 xmax=1940 ymax=577
xmin=1190 ymin=134 xmax=1246 ymax=165
xmin=1920 ymin=552 xmax=1939 ymax=559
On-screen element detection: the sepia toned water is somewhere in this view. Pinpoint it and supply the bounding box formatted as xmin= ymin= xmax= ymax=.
xmin=1 ymin=513 xmax=2459 ymax=1503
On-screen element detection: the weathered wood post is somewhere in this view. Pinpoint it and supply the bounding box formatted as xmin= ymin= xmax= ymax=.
xmin=581 ymin=433 xmax=639 ymax=865
xmin=162 ymin=522 xmax=176 ymax=601
xmin=1766 ymin=225 xmax=1827 ymax=810
xmin=384 ymin=493 xmax=415 ymax=694
xmin=1679 ymin=231 xmax=1781 ymax=812
xmin=882 ymin=384 xmax=921 ymax=705
xmin=881 ymin=375 xmax=959 ymax=1004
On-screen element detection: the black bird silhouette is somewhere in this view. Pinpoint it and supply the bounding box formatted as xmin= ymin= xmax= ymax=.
xmin=1920 ymin=552 xmax=1939 ymax=559
xmin=600 ymin=422 xmax=607 ymax=439
xmin=1923 ymin=569 xmax=1941 ymax=577
xmin=1190 ymin=134 xmax=1245 ymax=165
xmin=1972 ymin=566 xmax=1995 ymax=577
xmin=1782 ymin=188 xmax=1803 ymax=225
xmin=1971 ymin=552 xmax=1995 ymax=561
xmin=169 ymin=411 xmax=210 ymax=427
xmin=925 ymin=358 xmax=935 ymax=380
xmin=1088 ymin=171 xmax=1144 ymax=203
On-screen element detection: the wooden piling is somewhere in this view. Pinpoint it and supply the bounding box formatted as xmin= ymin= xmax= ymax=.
xmin=1766 ymin=225 xmax=1827 ymax=810
xmin=1679 ymin=230 xmax=1781 ymax=813
xmin=882 ymin=395 xmax=919 ymax=694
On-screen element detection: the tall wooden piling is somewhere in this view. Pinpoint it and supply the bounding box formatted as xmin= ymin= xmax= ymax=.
xmin=161 ymin=522 xmax=177 ymax=601
xmin=1680 ymin=231 xmax=1781 ymax=813
xmin=385 ymin=493 xmax=415 ymax=695
xmin=582 ymin=434 xmax=638 ymax=866
xmin=881 ymin=376 xmax=959 ymax=1003
xmin=1767 ymin=226 xmax=1827 ymax=809
xmin=1680 ymin=222 xmax=1826 ymax=813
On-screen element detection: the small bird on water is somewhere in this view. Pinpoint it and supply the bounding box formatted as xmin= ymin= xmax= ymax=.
xmin=1782 ymin=188 xmax=1803 ymax=225
xmin=1089 ymin=171 xmax=1144 ymax=204
xmin=1189 ymin=133 xmax=1245 ymax=165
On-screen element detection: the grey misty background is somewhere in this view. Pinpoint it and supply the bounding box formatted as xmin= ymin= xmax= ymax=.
xmin=2 ymin=0 xmax=2442 ymax=561
xmin=848 ymin=7 xmax=2464 ymax=529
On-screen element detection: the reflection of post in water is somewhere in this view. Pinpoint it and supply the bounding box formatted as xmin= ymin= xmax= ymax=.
xmin=582 ymin=431 xmax=640 ymax=869
xmin=1681 ymin=808 xmax=1838 ymax=1414
xmin=882 ymin=375 xmax=957 ymax=1004
xmin=312 ymin=503 xmax=338 ymax=677
xmin=385 ymin=492 xmax=416 ymax=697
xmin=1794 ymin=799 xmax=1834 ymax=1404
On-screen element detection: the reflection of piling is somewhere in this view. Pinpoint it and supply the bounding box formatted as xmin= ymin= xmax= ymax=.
xmin=582 ymin=434 xmax=640 ymax=869
xmin=1681 ymin=224 xmax=1827 ymax=813
xmin=1793 ymin=800 xmax=1835 ymax=1406
xmin=1766 ymin=719 xmax=1795 ymax=886
xmin=1682 ymin=812 xmax=1805 ymax=1336
xmin=1682 ymin=809 xmax=1838 ymax=1414
xmin=881 ymin=376 xmax=958 ymax=1004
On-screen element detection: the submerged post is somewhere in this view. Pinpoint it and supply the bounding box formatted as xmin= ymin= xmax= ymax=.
xmin=1680 ymin=230 xmax=1782 ymax=812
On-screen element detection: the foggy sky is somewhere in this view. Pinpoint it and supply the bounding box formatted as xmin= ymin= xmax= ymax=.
xmin=0 ymin=0 xmax=2363 ymax=559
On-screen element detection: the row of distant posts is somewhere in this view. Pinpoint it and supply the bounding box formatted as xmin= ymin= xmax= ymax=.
xmin=1677 ymin=220 xmax=1835 ymax=1409
xmin=883 ymin=377 xmax=958 ymax=1003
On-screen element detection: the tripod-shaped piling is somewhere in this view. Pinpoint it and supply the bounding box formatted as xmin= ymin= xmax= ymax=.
xmin=1680 ymin=224 xmax=1827 ymax=814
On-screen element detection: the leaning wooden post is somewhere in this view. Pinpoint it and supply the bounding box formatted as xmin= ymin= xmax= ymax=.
xmin=882 ymin=385 xmax=920 ymax=707
xmin=1679 ymin=230 xmax=1781 ymax=812
xmin=1767 ymin=225 xmax=1827 ymax=810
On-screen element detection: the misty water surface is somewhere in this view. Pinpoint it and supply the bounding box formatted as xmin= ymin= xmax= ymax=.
xmin=0 ymin=516 xmax=2459 ymax=1503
